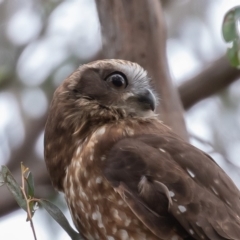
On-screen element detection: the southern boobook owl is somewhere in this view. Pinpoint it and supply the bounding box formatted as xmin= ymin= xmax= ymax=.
xmin=44 ymin=59 xmax=240 ymax=240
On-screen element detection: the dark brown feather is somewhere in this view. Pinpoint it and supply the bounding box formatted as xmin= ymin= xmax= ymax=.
xmin=104 ymin=134 xmax=240 ymax=239
xmin=44 ymin=59 xmax=240 ymax=240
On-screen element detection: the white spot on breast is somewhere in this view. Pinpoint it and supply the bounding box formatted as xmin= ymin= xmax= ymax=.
xmin=92 ymin=209 xmax=106 ymax=232
xmin=171 ymin=236 xmax=178 ymax=240
xmin=118 ymin=211 xmax=131 ymax=225
xmin=118 ymin=200 xmax=124 ymax=205
xmin=92 ymin=211 xmax=101 ymax=220
xmin=70 ymin=186 xmax=75 ymax=198
xmin=90 ymin=154 xmax=94 ymax=161
xmin=118 ymin=229 xmax=129 ymax=240
xmin=93 ymin=195 xmax=98 ymax=200
xmin=77 ymin=201 xmax=84 ymax=210
xmin=88 ymin=141 xmax=95 ymax=149
xmin=169 ymin=191 xmax=175 ymax=197
xmin=178 ymin=205 xmax=187 ymax=213
xmin=94 ymin=126 xmax=106 ymax=137
xmin=98 ymin=222 xmax=104 ymax=229
xmin=112 ymin=209 xmax=121 ymax=220
xmin=80 ymin=191 xmax=89 ymax=201
xmin=124 ymin=218 xmax=131 ymax=227
xmin=186 ymin=168 xmax=195 ymax=178
xmin=159 ymin=148 xmax=166 ymax=153
xmin=74 ymin=168 xmax=79 ymax=180
xmin=101 ymin=155 xmax=106 ymax=161
xmin=96 ymin=176 xmax=102 ymax=184
xmin=69 ymin=175 xmax=73 ymax=187
xmin=76 ymin=146 xmax=82 ymax=156
xmin=189 ymin=229 xmax=194 ymax=235
xmin=107 ymin=236 xmax=115 ymax=240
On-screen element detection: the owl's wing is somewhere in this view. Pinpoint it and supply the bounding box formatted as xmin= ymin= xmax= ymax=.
xmin=103 ymin=134 xmax=240 ymax=240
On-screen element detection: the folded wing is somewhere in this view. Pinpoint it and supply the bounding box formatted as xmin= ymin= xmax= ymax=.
xmin=103 ymin=134 xmax=240 ymax=240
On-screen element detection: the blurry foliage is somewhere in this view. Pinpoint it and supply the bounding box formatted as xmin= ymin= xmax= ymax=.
xmin=0 ymin=164 xmax=84 ymax=240
xmin=222 ymin=6 xmax=240 ymax=67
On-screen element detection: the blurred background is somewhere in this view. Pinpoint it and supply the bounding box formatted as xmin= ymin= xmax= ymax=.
xmin=0 ymin=0 xmax=240 ymax=239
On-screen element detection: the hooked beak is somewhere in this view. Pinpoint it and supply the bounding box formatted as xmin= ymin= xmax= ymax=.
xmin=136 ymin=89 xmax=156 ymax=111
xmin=125 ymin=89 xmax=156 ymax=112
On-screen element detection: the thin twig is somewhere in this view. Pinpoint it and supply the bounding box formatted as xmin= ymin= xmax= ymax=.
xmin=179 ymin=55 xmax=240 ymax=110
xmin=21 ymin=168 xmax=37 ymax=240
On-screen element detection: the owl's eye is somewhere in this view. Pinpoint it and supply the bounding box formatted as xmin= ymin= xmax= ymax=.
xmin=105 ymin=73 xmax=127 ymax=89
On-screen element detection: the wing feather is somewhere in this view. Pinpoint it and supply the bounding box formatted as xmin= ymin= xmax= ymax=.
xmin=103 ymin=134 xmax=240 ymax=240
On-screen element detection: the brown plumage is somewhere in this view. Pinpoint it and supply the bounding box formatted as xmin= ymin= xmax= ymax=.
xmin=44 ymin=59 xmax=240 ymax=240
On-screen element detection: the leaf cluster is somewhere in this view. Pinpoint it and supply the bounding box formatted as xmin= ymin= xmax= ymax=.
xmin=0 ymin=164 xmax=84 ymax=240
xmin=222 ymin=6 xmax=240 ymax=68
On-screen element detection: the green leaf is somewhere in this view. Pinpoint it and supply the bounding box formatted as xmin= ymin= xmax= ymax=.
xmin=39 ymin=199 xmax=84 ymax=240
xmin=222 ymin=7 xmax=240 ymax=42
xmin=222 ymin=9 xmax=237 ymax=42
xmin=0 ymin=172 xmax=4 ymax=186
xmin=227 ymin=39 xmax=240 ymax=68
xmin=222 ymin=7 xmax=240 ymax=68
xmin=1 ymin=165 xmax=27 ymax=211
xmin=26 ymin=172 xmax=35 ymax=198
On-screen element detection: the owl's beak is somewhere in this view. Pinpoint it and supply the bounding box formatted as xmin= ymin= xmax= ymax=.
xmin=136 ymin=89 xmax=156 ymax=111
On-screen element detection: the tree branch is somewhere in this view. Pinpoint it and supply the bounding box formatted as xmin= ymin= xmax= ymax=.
xmin=179 ymin=55 xmax=240 ymax=110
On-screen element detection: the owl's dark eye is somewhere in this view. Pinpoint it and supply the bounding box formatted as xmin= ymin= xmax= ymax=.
xmin=105 ymin=73 xmax=127 ymax=89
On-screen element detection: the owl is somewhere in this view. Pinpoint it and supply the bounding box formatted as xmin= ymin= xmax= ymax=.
xmin=44 ymin=59 xmax=240 ymax=240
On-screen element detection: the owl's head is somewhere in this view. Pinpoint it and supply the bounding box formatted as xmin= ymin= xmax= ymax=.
xmin=50 ymin=59 xmax=158 ymax=130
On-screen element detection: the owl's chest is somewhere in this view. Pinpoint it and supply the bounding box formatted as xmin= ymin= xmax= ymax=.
xmin=64 ymin=161 xmax=159 ymax=240
xmin=63 ymin=127 xmax=159 ymax=240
